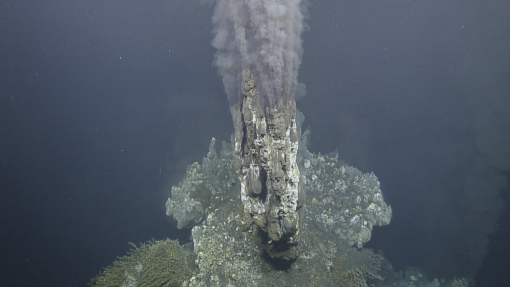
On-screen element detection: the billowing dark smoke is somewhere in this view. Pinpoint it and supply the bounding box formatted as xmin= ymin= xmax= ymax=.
xmin=202 ymin=0 xmax=309 ymax=250
xmin=207 ymin=0 xmax=307 ymax=107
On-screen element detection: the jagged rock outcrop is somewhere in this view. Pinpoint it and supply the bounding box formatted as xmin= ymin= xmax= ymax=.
xmin=165 ymin=133 xmax=393 ymax=286
xmin=230 ymin=69 xmax=304 ymax=244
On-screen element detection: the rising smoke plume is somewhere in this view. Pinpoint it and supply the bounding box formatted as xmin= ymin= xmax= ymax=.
xmin=203 ymin=0 xmax=310 ymax=249
xmin=207 ymin=0 xmax=308 ymax=107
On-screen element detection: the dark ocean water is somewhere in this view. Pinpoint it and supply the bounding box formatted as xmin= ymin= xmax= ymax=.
xmin=1 ymin=1 xmax=509 ymax=286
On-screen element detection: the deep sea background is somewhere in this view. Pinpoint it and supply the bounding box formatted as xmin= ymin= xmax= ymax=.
xmin=1 ymin=0 xmax=509 ymax=286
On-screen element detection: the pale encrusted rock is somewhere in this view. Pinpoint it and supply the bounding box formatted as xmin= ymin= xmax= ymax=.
xmin=165 ymin=138 xmax=238 ymax=229
xmin=298 ymin=146 xmax=392 ymax=248
xmin=166 ymin=134 xmax=393 ymax=286
xmin=165 ymin=162 xmax=205 ymax=229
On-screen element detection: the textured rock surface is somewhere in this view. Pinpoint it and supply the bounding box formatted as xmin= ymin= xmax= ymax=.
xmin=230 ymin=69 xmax=304 ymax=244
xmin=165 ymin=163 xmax=205 ymax=229
xmin=165 ymin=138 xmax=238 ymax=229
xmin=298 ymin=137 xmax=392 ymax=248
xmin=166 ymin=133 xmax=393 ymax=286
xmin=374 ymin=263 xmax=470 ymax=287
